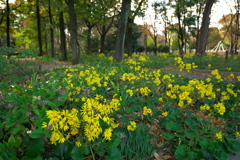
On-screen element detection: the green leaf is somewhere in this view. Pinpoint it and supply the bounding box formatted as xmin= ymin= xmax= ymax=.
xmin=48 ymin=102 xmax=56 ymax=108
xmin=163 ymin=132 xmax=175 ymax=140
xmin=165 ymin=122 xmax=183 ymax=132
xmin=97 ymin=146 xmax=105 ymax=156
xmin=110 ymin=148 xmax=121 ymax=157
xmin=187 ymin=151 xmax=196 ymax=160
xmin=8 ymin=135 xmax=15 ymax=148
xmin=200 ymin=148 xmax=214 ymax=159
xmin=225 ymin=138 xmax=240 ymax=153
xmin=15 ymin=138 xmax=22 ymax=148
xmin=125 ymin=108 xmax=133 ymax=114
xmin=0 ymin=130 xmax=3 ymax=139
xmin=174 ymin=144 xmax=189 ymax=160
xmin=26 ymin=138 xmax=43 ymax=158
xmin=110 ymin=138 xmax=120 ymax=148
xmin=5 ymin=119 xmax=16 ymax=128
xmin=199 ymin=138 xmax=209 ymax=148
xmin=11 ymin=125 xmax=21 ymax=135
xmin=64 ymin=142 xmax=75 ymax=159
xmin=71 ymin=146 xmax=84 ymax=160
xmin=30 ymin=128 xmax=43 ymax=139
xmin=121 ymin=116 xmax=129 ymax=124
xmin=0 ymin=143 xmax=5 ymax=152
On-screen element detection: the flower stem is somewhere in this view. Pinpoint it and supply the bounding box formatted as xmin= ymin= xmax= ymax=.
xmin=90 ymin=143 xmax=96 ymax=160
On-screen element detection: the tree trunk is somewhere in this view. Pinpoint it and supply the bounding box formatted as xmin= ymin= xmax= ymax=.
xmin=100 ymin=31 xmax=106 ymax=53
xmin=114 ymin=0 xmax=131 ymax=62
xmin=126 ymin=17 xmax=133 ymax=57
xmin=6 ymin=0 xmax=10 ymax=47
xmin=59 ymin=11 xmax=67 ymax=61
xmin=68 ymin=0 xmax=80 ymax=64
xmin=45 ymin=29 xmax=48 ymax=54
xmin=48 ymin=0 xmax=54 ymax=57
xmin=85 ymin=21 xmax=95 ymax=54
xmin=87 ymin=26 xmax=92 ymax=54
xmin=196 ymin=0 xmax=215 ymax=56
xmin=36 ymin=0 xmax=43 ymax=56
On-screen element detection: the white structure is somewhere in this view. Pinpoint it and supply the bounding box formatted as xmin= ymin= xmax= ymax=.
xmin=211 ymin=41 xmax=228 ymax=51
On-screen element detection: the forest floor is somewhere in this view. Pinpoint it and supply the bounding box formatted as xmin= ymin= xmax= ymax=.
xmin=16 ymin=58 xmax=240 ymax=160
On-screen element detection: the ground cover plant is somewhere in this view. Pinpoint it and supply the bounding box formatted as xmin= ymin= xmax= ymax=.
xmin=0 ymin=53 xmax=240 ymax=160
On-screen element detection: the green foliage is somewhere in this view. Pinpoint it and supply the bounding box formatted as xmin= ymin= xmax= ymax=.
xmin=0 ymin=53 xmax=240 ymax=159
xmin=120 ymin=124 xmax=153 ymax=160
xmin=0 ymin=47 xmax=37 ymax=58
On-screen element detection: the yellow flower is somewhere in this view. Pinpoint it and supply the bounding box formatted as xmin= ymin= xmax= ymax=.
xmin=126 ymin=89 xmax=134 ymax=96
xmin=205 ymin=78 xmax=211 ymax=83
xmin=75 ymin=141 xmax=82 ymax=147
xmin=143 ymin=106 xmax=152 ymax=115
xmin=103 ymin=128 xmax=113 ymax=141
xmin=127 ymin=121 xmax=137 ymax=131
xmin=178 ymin=100 xmax=184 ymax=107
xmin=215 ymin=131 xmax=223 ymax=141
xmin=42 ymin=122 xmax=48 ymax=128
xmin=235 ymin=132 xmax=240 ymax=138
xmin=158 ymin=97 xmax=163 ymax=102
xmin=213 ymin=102 xmax=226 ymax=115
xmin=139 ymin=87 xmax=151 ymax=96
xmin=162 ymin=112 xmax=169 ymax=117
xmin=237 ymin=76 xmax=240 ymax=81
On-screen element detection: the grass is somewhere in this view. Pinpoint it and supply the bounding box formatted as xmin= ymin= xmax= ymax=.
xmin=0 ymin=52 xmax=240 ymax=160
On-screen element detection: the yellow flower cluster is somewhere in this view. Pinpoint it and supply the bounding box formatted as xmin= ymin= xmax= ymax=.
xmin=200 ymin=104 xmax=211 ymax=111
xmin=215 ymin=131 xmax=223 ymax=141
xmin=97 ymin=53 xmax=105 ymax=57
xmin=126 ymin=89 xmax=134 ymax=96
xmin=143 ymin=106 xmax=152 ymax=115
xmin=137 ymin=55 xmax=148 ymax=61
xmin=235 ymin=132 xmax=240 ymax=137
xmin=162 ymin=111 xmax=169 ymax=117
xmin=174 ymin=57 xmax=198 ymax=72
xmin=213 ymin=102 xmax=226 ymax=115
xmin=211 ymin=69 xmax=222 ymax=82
xmin=81 ymin=97 xmax=120 ymax=141
xmin=139 ymin=87 xmax=151 ymax=96
xmin=237 ymin=76 xmax=240 ymax=81
xmin=122 ymin=73 xmax=139 ymax=82
xmin=127 ymin=121 xmax=137 ymax=131
xmin=42 ymin=108 xmax=80 ymax=145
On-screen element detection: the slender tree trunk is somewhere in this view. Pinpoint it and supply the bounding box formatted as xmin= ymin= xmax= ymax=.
xmin=100 ymin=31 xmax=107 ymax=53
xmin=36 ymin=0 xmax=43 ymax=56
xmin=48 ymin=0 xmax=54 ymax=57
xmin=45 ymin=29 xmax=48 ymax=54
xmin=177 ymin=10 xmax=184 ymax=58
xmin=85 ymin=22 xmax=95 ymax=54
xmin=87 ymin=27 xmax=92 ymax=54
xmin=126 ymin=17 xmax=133 ymax=57
xmin=114 ymin=0 xmax=131 ymax=62
xmin=6 ymin=0 xmax=10 ymax=47
xmin=195 ymin=4 xmax=202 ymax=54
xmin=68 ymin=0 xmax=80 ymax=64
xmin=196 ymin=0 xmax=215 ymax=56
xmin=59 ymin=11 xmax=67 ymax=61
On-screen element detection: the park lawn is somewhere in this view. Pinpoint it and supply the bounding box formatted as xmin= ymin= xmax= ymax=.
xmin=0 ymin=53 xmax=240 ymax=160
